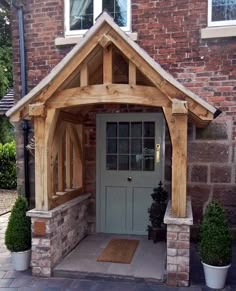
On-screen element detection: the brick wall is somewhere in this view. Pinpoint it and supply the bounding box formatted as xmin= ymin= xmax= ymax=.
xmin=11 ymin=0 xmax=236 ymax=224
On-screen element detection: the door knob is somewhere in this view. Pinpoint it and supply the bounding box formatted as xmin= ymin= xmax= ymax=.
xmin=127 ymin=176 xmax=132 ymax=182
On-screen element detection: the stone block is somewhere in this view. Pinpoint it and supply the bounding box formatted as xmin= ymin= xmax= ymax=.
xmin=167 ymin=264 xmax=177 ymax=272
xmin=33 ymin=221 xmax=46 ymax=237
xmin=167 ymin=248 xmax=177 ymax=256
xmin=196 ymin=122 xmax=228 ymax=140
xmin=191 ymin=165 xmax=208 ymax=183
xmin=167 ymin=232 xmax=178 ymax=240
xmin=177 ymin=248 xmax=190 ymax=257
xmin=178 ymin=232 xmax=190 ymax=241
xmin=210 ymin=165 xmax=232 ymax=183
xmin=188 ymin=143 xmax=229 ymax=163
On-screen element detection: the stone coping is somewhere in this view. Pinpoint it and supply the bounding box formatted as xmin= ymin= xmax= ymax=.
xmin=27 ymin=194 xmax=91 ymax=218
xmin=164 ymin=199 xmax=193 ymax=225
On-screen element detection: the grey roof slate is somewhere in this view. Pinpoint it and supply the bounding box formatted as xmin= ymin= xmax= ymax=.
xmin=0 ymin=88 xmax=14 ymax=116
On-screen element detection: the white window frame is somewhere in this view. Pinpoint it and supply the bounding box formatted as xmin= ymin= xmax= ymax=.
xmin=208 ymin=0 xmax=236 ymax=27
xmin=65 ymin=0 xmax=131 ymax=36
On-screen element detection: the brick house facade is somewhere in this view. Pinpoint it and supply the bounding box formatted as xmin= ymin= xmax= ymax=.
xmin=9 ymin=0 xmax=236 ymax=286
xmin=12 ymin=0 xmax=236 ymax=224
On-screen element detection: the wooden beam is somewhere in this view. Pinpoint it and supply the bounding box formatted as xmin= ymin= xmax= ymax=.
xmin=58 ymin=135 xmax=65 ymax=192
xmin=163 ymin=104 xmax=188 ymax=218
xmin=103 ymin=46 xmax=112 ymax=84
xmin=172 ymin=99 xmax=188 ymax=115
xmin=48 ymin=84 xmax=171 ymax=109
xmin=65 ymin=127 xmax=72 ymax=189
xmin=60 ymin=111 xmax=83 ymax=124
xmin=50 ymin=187 xmax=84 ymax=209
xmin=28 ymin=103 xmax=45 ymax=117
xmin=34 ymin=117 xmax=48 ymax=210
xmin=129 ymin=61 xmax=136 ymax=85
xmin=80 ymin=63 xmax=88 ymax=87
xmin=76 ymin=124 xmax=84 ymax=188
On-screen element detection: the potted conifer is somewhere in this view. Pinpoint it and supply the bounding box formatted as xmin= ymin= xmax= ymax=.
xmin=147 ymin=181 xmax=168 ymax=243
xmin=5 ymin=196 xmax=31 ymax=271
xmin=199 ymin=200 xmax=232 ymax=289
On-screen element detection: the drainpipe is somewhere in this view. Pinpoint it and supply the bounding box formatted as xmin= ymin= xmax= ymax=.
xmin=12 ymin=1 xmax=30 ymax=204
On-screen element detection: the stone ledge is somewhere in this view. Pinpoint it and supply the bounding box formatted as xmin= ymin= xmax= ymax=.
xmin=55 ymin=32 xmax=138 ymax=46
xmin=201 ymin=26 xmax=236 ymax=39
xmin=27 ymin=193 xmax=91 ymax=218
xmin=164 ymin=200 xmax=193 ymax=226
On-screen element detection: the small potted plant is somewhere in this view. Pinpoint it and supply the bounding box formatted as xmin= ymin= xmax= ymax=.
xmin=199 ymin=200 xmax=232 ymax=289
xmin=147 ymin=181 xmax=168 ymax=243
xmin=5 ymin=196 xmax=31 ymax=271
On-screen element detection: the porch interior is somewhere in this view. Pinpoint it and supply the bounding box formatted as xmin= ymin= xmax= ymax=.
xmin=54 ymin=233 xmax=166 ymax=281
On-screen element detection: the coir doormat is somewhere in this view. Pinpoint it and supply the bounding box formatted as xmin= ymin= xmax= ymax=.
xmin=97 ymin=238 xmax=139 ymax=264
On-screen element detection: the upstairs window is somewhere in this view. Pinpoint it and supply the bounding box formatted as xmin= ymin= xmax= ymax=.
xmin=65 ymin=0 xmax=131 ymax=36
xmin=208 ymin=0 xmax=236 ymax=26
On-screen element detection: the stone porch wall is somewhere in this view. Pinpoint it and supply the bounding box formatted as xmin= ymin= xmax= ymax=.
xmin=27 ymin=194 xmax=90 ymax=277
xmin=164 ymin=200 xmax=193 ymax=287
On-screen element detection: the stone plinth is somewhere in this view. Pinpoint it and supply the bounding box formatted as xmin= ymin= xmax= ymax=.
xmin=27 ymin=194 xmax=91 ymax=277
xmin=164 ymin=200 xmax=193 ymax=287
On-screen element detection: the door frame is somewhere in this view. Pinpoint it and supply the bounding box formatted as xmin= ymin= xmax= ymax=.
xmin=96 ymin=112 xmax=166 ymax=233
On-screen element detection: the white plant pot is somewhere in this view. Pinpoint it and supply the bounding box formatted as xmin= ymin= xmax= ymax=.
xmin=11 ymin=249 xmax=31 ymax=271
xmin=202 ymin=261 xmax=231 ymax=289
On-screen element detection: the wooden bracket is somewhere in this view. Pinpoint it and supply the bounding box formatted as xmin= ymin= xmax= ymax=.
xmin=99 ymin=34 xmax=112 ymax=48
xmin=172 ymin=99 xmax=188 ymax=115
xmin=29 ymin=103 xmax=46 ymax=118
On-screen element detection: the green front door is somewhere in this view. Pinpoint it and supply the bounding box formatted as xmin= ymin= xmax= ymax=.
xmin=96 ymin=113 xmax=165 ymax=235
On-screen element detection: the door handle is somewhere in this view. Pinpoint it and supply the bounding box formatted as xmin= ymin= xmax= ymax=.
xmin=127 ymin=176 xmax=132 ymax=182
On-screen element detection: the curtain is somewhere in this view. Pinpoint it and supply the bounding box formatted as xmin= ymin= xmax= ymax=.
xmin=70 ymin=0 xmax=92 ymax=28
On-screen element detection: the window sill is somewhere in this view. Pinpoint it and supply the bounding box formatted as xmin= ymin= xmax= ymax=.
xmin=201 ymin=26 xmax=236 ymax=39
xmin=55 ymin=31 xmax=138 ymax=46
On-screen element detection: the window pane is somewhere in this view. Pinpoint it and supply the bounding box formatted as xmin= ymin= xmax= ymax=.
xmin=144 ymin=122 xmax=155 ymax=137
xmin=143 ymin=139 xmax=155 ymax=155
xmin=107 ymin=139 xmax=117 ymax=154
xmin=131 ymin=139 xmax=142 ymax=154
xmin=118 ymin=155 xmax=129 ymax=170
xmin=107 ymin=155 xmax=117 ymax=170
xmin=103 ymin=0 xmax=127 ymax=26
xmin=212 ymin=0 xmax=236 ymax=21
xmin=143 ymin=156 xmax=154 ymax=171
xmin=119 ymin=122 xmax=129 ymax=137
xmin=70 ymin=0 xmax=93 ymax=30
xmin=131 ymin=122 xmax=142 ymax=137
xmin=107 ymin=122 xmax=117 ymax=137
xmin=119 ymin=139 xmax=129 ymax=154
xmin=131 ymin=155 xmax=142 ymax=171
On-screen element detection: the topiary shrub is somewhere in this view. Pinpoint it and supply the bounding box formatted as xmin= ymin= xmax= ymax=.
xmin=199 ymin=200 xmax=232 ymax=266
xmin=5 ymin=196 xmax=31 ymax=252
xmin=0 ymin=141 xmax=16 ymax=189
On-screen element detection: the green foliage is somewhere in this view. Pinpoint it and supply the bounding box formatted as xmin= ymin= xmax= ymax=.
xmin=0 ymin=5 xmax=12 ymax=97
xmin=148 ymin=181 xmax=168 ymax=228
xmin=0 ymin=141 xmax=16 ymax=189
xmin=199 ymin=201 xmax=232 ymax=266
xmin=0 ymin=116 xmax=14 ymax=144
xmin=5 ymin=196 xmax=31 ymax=252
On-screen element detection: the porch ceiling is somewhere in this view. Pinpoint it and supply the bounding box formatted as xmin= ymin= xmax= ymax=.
xmin=7 ymin=12 xmax=219 ymax=127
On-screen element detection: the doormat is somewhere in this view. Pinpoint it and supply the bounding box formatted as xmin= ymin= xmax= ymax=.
xmin=97 ymin=238 xmax=139 ymax=264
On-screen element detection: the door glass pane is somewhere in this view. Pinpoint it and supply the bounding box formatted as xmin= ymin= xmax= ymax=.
xmin=103 ymin=0 xmax=127 ymax=27
xmin=70 ymin=0 xmax=93 ymax=30
xmin=119 ymin=122 xmax=129 ymax=137
xmin=131 ymin=139 xmax=142 ymax=154
xmin=119 ymin=155 xmax=129 ymax=170
xmin=143 ymin=139 xmax=155 ymax=155
xmin=212 ymin=0 xmax=236 ymax=22
xmin=144 ymin=122 xmax=155 ymax=137
xmin=107 ymin=122 xmax=117 ymax=137
xmin=107 ymin=139 xmax=117 ymax=154
xmin=107 ymin=155 xmax=117 ymax=170
xmin=131 ymin=155 xmax=142 ymax=171
xmin=131 ymin=122 xmax=142 ymax=137
xmin=119 ymin=139 xmax=129 ymax=154
xmin=143 ymin=156 xmax=154 ymax=171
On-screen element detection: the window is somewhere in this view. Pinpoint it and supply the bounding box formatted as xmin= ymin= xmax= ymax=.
xmin=208 ymin=0 xmax=236 ymax=27
xmin=65 ymin=0 xmax=131 ymax=36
